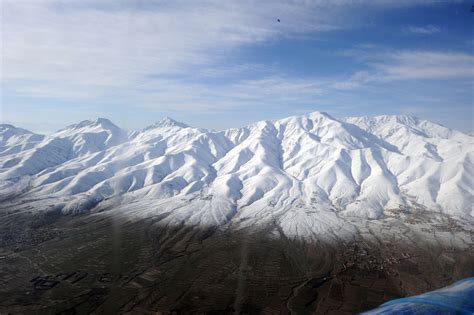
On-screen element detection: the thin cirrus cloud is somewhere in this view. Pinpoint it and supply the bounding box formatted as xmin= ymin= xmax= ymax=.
xmin=2 ymin=0 xmax=443 ymax=90
xmin=5 ymin=49 xmax=474 ymax=117
xmin=334 ymin=50 xmax=474 ymax=89
xmin=403 ymin=25 xmax=441 ymax=35
xmin=1 ymin=0 xmax=345 ymax=85
xmin=0 ymin=0 xmax=359 ymax=111
xmin=1 ymin=0 xmax=473 ymax=133
xmin=374 ymin=51 xmax=474 ymax=80
xmin=94 ymin=48 xmax=474 ymax=115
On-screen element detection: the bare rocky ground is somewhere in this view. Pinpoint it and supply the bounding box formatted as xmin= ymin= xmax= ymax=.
xmin=0 ymin=204 xmax=472 ymax=314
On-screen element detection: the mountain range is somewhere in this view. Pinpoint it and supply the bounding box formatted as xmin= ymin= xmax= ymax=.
xmin=0 ymin=112 xmax=472 ymax=238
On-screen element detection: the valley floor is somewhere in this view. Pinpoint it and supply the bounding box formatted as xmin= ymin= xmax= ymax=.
xmin=0 ymin=204 xmax=472 ymax=314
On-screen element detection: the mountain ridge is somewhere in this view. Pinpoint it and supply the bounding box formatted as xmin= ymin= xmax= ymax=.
xmin=0 ymin=112 xmax=472 ymax=234
xmin=4 ymin=112 xmax=469 ymax=137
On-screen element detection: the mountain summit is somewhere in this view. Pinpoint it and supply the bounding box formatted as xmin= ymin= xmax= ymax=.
xmin=152 ymin=117 xmax=189 ymax=129
xmin=0 ymin=112 xmax=472 ymax=235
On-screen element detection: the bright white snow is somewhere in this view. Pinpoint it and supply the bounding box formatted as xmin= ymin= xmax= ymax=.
xmin=0 ymin=112 xmax=472 ymax=228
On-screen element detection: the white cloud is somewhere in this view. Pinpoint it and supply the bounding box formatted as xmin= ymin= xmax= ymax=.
xmin=1 ymin=0 xmax=346 ymax=86
xmin=2 ymin=0 xmax=470 ymax=132
xmin=109 ymin=76 xmax=328 ymax=113
xmin=334 ymin=49 xmax=474 ymax=89
xmin=403 ymin=25 xmax=441 ymax=35
xmin=375 ymin=51 xmax=474 ymax=80
xmin=0 ymin=0 xmax=368 ymax=114
xmin=1 ymin=0 xmax=440 ymax=90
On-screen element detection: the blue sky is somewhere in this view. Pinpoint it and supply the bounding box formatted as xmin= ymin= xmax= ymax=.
xmin=1 ymin=0 xmax=473 ymax=133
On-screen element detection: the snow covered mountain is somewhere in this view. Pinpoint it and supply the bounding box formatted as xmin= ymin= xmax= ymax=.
xmin=0 ymin=112 xmax=472 ymax=230
xmin=0 ymin=124 xmax=45 ymax=157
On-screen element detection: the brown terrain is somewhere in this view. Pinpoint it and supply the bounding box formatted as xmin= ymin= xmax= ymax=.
xmin=0 ymin=204 xmax=472 ymax=314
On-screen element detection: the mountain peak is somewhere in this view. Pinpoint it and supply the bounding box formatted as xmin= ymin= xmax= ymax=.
xmin=59 ymin=118 xmax=120 ymax=132
xmin=347 ymin=114 xmax=420 ymax=125
xmin=306 ymin=111 xmax=340 ymax=123
xmin=150 ymin=117 xmax=189 ymax=129
xmin=375 ymin=114 xmax=420 ymax=125
xmin=0 ymin=124 xmax=36 ymax=136
xmin=0 ymin=124 xmax=15 ymax=129
xmin=307 ymin=111 xmax=334 ymax=119
xmin=0 ymin=112 xmax=472 ymax=223
xmin=281 ymin=111 xmax=338 ymax=123
xmin=94 ymin=117 xmax=114 ymax=125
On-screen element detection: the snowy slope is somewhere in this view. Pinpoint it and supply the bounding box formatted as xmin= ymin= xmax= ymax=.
xmin=0 ymin=124 xmax=45 ymax=157
xmin=345 ymin=115 xmax=473 ymax=217
xmin=0 ymin=112 xmax=472 ymax=227
xmin=0 ymin=119 xmax=127 ymax=200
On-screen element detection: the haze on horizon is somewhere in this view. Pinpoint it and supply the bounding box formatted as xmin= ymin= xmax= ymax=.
xmin=1 ymin=0 xmax=473 ymax=134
